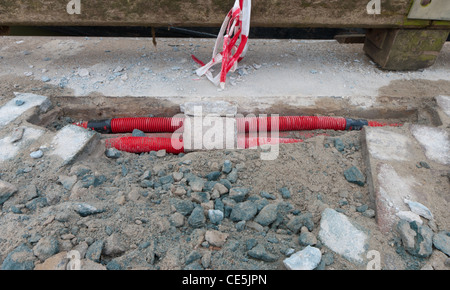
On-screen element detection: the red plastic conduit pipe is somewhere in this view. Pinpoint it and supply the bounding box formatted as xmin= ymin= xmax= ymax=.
xmin=104 ymin=136 xmax=303 ymax=154
xmin=75 ymin=116 xmax=388 ymax=134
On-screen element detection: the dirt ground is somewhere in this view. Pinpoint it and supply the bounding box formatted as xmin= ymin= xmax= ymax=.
xmin=0 ymin=37 xmax=449 ymax=270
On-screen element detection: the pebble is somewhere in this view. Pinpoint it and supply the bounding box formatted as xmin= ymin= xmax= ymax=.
xmin=247 ymin=244 xmax=278 ymax=262
xmin=41 ymin=76 xmax=51 ymax=82
xmin=229 ymin=187 xmax=249 ymax=202
xmin=299 ymin=227 xmax=317 ymax=246
xmin=343 ymin=166 xmax=365 ymax=186
xmin=433 ymin=231 xmax=450 ymax=256
xmin=187 ymin=206 xmax=206 ymax=228
xmin=227 ymin=168 xmax=238 ymax=183
xmin=156 ymin=149 xmax=166 ymax=158
xmin=30 ymin=150 xmax=44 ymax=159
xmin=260 ymin=191 xmax=276 ymax=200
xmin=105 ymin=148 xmax=122 ymax=159
xmin=205 ymin=171 xmax=221 ymax=181
xmin=222 ymin=160 xmax=232 ymax=174
xmin=208 ymin=209 xmax=224 ymax=225
xmin=1 ymin=244 xmax=36 ymax=270
xmin=74 ymin=203 xmax=105 ymax=217
xmin=15 ymin=99 xmax=25 ymax=106
xmin=254 ymin=203 xmax=279 ymax=226
xmin=0 ymin=180 xmax=18 ymax=206
xmin=86 ymin=240 xmax=104 ymax=262
xmin=132 ymin=129 xmax=146 ymax=137
xmin=205 ymin=230 xmax=229 ymax=247
xmin=32 ymin=236 xmax=59 ymax=262
xmin=230 ymin=201 xmax=258 ymax=222
xmin=397 ymin=220 xmax=433 ymax=258
xmin=171 ymin=199 xmax=194 ymax=216
xmin=334 ymin=138 xmax=345 ymax=152
xmin=283 ymin=246 xmax=322 ymax=270
xmin=279 ymin=187 xmax=291 ymax=199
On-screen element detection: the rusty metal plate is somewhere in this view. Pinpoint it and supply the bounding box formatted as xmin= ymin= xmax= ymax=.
xmin=408 ymin=0 xmax=450 ymax=21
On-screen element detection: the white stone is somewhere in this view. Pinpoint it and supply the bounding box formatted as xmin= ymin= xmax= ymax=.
xmin=283 ymin=246 xmax=322 ymax=270
xmin=0 ymin=93 xmax=51 ymax=127
xmin=411 ymin=125 xmax=450 ymax=165
xmin=404 ymin=199 xmax=434 ymax=220
xmin=318 ymin=208 xmax=368 ymax=264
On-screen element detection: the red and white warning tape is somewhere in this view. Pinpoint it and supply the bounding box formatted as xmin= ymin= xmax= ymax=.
xmin=192 ymin=0 xmax=251 ymax=89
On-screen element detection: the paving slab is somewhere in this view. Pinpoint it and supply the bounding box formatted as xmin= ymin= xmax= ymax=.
xmin=0 ymin=92 xmax=51 ymax=128
xmin=46 ymin=124 xmax=98 ymax=166
xmin=0 ymin=126 xmax=46 ymax=163
xmin=362 ymin=125 xmax=450 ymax=234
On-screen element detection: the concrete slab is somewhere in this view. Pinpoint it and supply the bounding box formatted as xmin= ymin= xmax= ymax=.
xmin=436 ymin=95 xmax=450 ymax=118
xmin=364 ymin=128 xmax=413 ymax=161
xmin=47 ymin=124 xmax=97 ymax=166
xmin=0 ymin=92 xmax=51 ymax=128
xmin=0 ymin=126 xmax=45 ymax=163
xmin=362 ymin=125 xmax=450 ymax=234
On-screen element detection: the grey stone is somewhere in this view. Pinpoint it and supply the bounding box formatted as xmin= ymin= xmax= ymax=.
xmin=279 ymin=187 xmax=291 ymax=199
xmin=433 ymin=231 xmax=450 ymax=256
xmin=159 ymin=174 xmax=174 ymax=185
xmin=171 ymin=199 xmax=194 ymax=216
xmin=222 ymin=160 xmax=232 ymax=174
xmin=205 ymin=171 xmax=221 ymax=181
xmin=236 ymin=221 xmax=246 ymax=231
xmin=227 ymin=168 xmax=238 ymax=183
xmin=189 ymin=178 xmax=205 ymax=192
xmin=0 ymin=180 xmax=18 ymax=205
xmin=74 ymin=203 xmax=105 ymax=217
xmin=41 ymin=76 xmax=51 ymax=82
xmin=260 ymin=191 xmax=276 ymax=200
xmin=188 ymin=206 xmax=206 ymax=228
xmin=344 ymin=166 xmax=365 ymax=186
xmin=334 ymin=138 xmax=345 ymax=152
xmin=247 ymin=244 xmax=278 ymax=262
xmin=254 ymin=203 xmax=279 ymax=226
xmin=299 ymin=228 xmax=317 ymax=246
xmin=230 ymin=201 xmax=258 ymax=222
xmin=186 ymin=250 xmax=202 ymax=265
xmin=397 ymin=220 xmax=433 ymax=258
xmin=1 ymin=244 xmax=36 ymax=270
xmin=208 ymin=209 xmax=224 ymax=225
xmin=283 ymin=246 xmax=322 ymax=270
xmin=33 ymin=236 xmax=59 ymax=262
xmin=286 ymin=213 xmax=314 ymax=233
xmin=86 ymin=240 xmax=104 ymax=263
xmin=131 ymin=129 xmax=146 ymax=137
xmin=229 ymin=187 xmax=250 ymax=202
xmin=105 ymin=148 xmax=121 ymax=159
xmin=103 ymin=234 xmax=126 ymax=256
